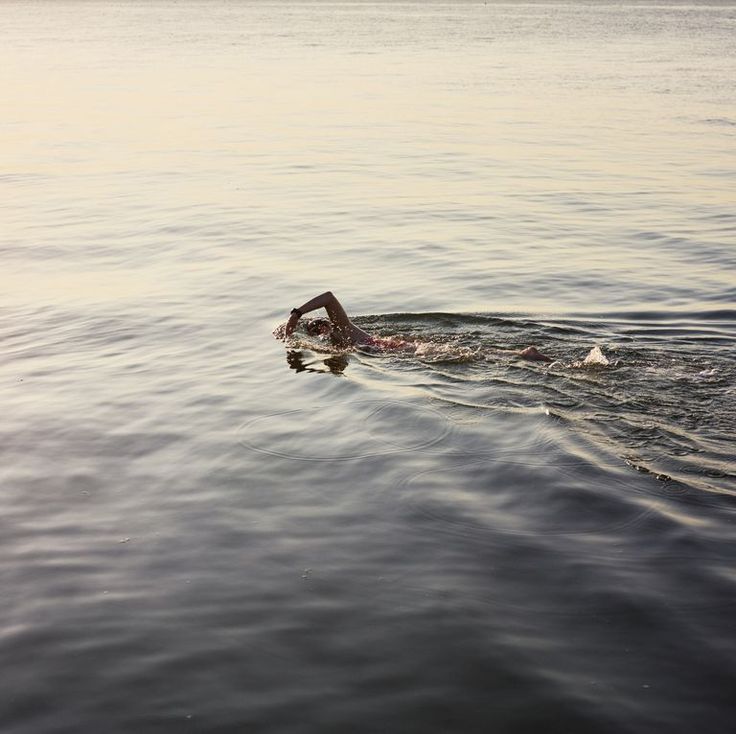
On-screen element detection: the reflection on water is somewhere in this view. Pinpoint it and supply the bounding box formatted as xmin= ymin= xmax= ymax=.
xmin=286 ymin=349 xmax=350 ymax=375
xmin=2 ymin=1 xmax=736 ymax=733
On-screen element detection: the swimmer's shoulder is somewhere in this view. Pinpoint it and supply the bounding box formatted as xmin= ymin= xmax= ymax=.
xmin=350 ymin=323 xmax=373 ymax=345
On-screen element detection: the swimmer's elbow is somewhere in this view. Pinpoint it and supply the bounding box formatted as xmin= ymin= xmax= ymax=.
xmin=322 ymin=290 xmax=339 ymax=307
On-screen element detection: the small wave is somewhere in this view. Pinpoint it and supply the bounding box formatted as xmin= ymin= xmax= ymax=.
xmin=562 ymin=309 xmax=736 ymax=324
xmin=413 ymin=342 xmax=480 ymax=363
xmin=701 ymin=117 xmax=736 ymax=127
xmin=693 ymin=368 xmax=719 ymax=382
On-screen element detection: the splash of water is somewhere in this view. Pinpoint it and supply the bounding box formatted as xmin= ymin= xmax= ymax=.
xmin=582 ymin=345 xmax=610 ymax=367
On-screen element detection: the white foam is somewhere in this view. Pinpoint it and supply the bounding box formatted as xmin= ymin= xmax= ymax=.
xmin=582 ymin=345 xmax=610 ymax=367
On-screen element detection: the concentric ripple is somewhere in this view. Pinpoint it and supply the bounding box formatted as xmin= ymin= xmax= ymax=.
xmin=237 ymin=399 xmax=451 ymax=461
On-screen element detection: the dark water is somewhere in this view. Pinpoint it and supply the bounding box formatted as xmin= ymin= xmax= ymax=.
xmin=2 ymin=1 xmax=736 ymax=732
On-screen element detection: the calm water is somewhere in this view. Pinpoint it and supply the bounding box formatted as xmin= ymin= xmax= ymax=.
xmin=2 ymin=1 xmax=735 ymax=732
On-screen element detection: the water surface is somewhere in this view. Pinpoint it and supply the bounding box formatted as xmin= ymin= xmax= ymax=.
xmin=1 ymin=2 xmax=735 ymax=732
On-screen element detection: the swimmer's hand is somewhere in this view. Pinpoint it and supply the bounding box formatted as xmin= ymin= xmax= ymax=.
xmin=285 ymin=311 xmax=300 ymax=337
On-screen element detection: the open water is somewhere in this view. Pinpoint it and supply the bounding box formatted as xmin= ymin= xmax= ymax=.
xmin=1 ymin=1 xmax=735 ymax=732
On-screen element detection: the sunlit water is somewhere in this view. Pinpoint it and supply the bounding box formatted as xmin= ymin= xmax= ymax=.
xmin=2 ymin=2 xmax=735 ymax=732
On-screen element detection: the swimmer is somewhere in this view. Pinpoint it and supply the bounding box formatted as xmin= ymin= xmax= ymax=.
xmin=283 ymin=291 xmax=554 ymax=361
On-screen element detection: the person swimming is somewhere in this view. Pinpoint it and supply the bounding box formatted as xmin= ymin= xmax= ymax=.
xmin=283 ymin=291 xmax=554 ymax=361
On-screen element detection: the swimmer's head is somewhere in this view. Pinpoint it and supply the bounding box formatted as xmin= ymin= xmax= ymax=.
xmin=304 ymin=318 xmax=333 ymax=338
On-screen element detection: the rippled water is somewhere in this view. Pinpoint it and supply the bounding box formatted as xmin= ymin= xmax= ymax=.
xmin=2 ymin=2 xmax=735 ymax=732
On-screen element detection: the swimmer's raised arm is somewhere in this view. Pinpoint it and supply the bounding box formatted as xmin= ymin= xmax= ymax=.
xmin=285 ymin=291 xmax=355 ymax=342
